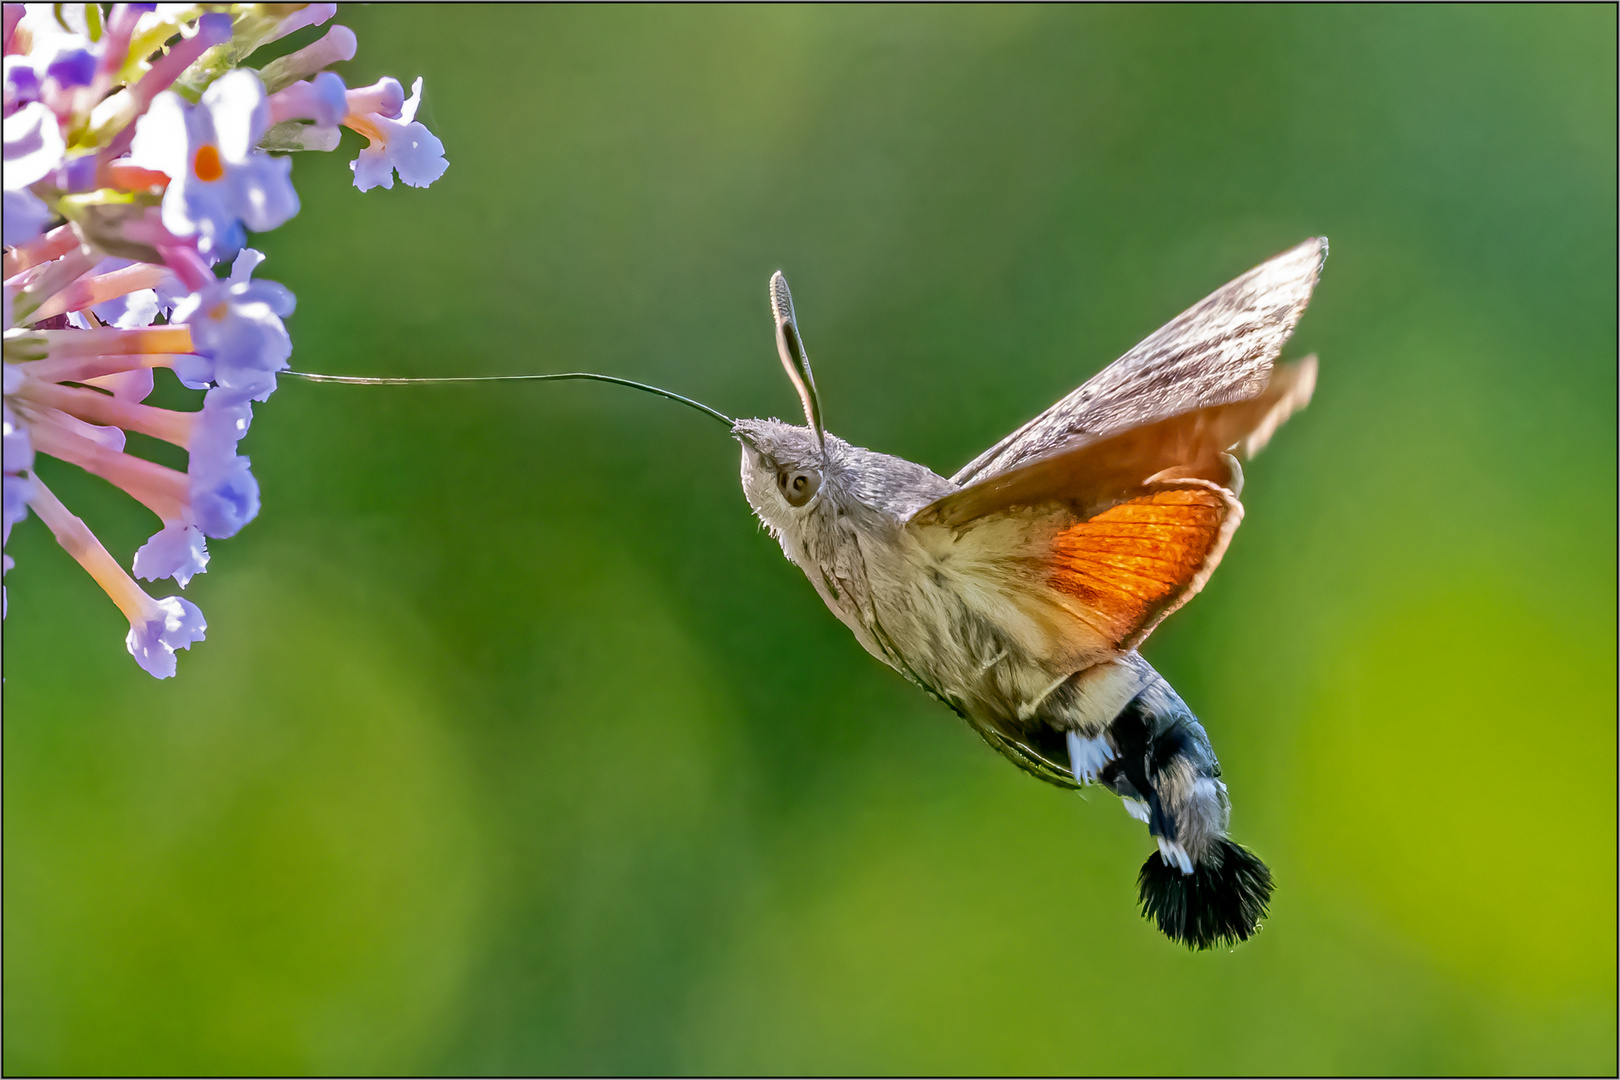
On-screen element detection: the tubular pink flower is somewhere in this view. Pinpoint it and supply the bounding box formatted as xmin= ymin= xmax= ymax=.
xmin=83 ymin=367 xmax=155 ymax=401
xmin=27 ymin=324 xmax=194 ymax=358
xmin=103 ymin=159 xmax=171 ymax=192
xmin=42 ymin=404 xmax=125 ymax=452
xmin=258 ymin=23 xmax=356 ymax=94
xmin=13 ymin=378 xmax=194 ymax=447
xmin=25 ymin=472 xmax=205 ymax=678
xmin=14 ymin=351 xmax=183 ymax=385
xmin=344 ymin=77 xmax=405 ymax=120
xmin=8 ymin=244 xmax=95 ymax=323
xmin=25 ymin=410 xmax=189 ymax=520
xmin=161 ymin=245 xmax=213 ymax=292
xmin=264 ymin=4 xmax=337 ymax=46
xmin=61 ymin=256 xmax=177 ymax=332
xmin=344 ymin=77 xmax=447 ymax=192
xmin=102 ymin=204 xmax=190 ymax=253
xmin=92 ymin=4 xmax=145 ymax=88
xmin=24 ymin=469 xmax=151 ymax=620
xmin=30 ymin=260 xmax=170 ymax=323
xmin=3 ymin=5 xmax=23 ymax=51
xmin=268 ymin=71 xmax=347 ymax=127
xmin=2 ymin=221 xmax=79 ymax=277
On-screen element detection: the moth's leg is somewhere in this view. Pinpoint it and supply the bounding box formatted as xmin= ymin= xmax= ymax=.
xmin=1065 ymin=729 xmax=1115 ymax=786
xmin=1044 ymin=657 xmax=1151 ymax=785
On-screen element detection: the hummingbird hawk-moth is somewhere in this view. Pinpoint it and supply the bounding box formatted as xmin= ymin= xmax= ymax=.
xmin=732 ymin=238 xmax=1325 ymax=948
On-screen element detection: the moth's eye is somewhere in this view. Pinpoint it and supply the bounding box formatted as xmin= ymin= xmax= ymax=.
xmin=777 ymin=467 xmax=821 ymax=507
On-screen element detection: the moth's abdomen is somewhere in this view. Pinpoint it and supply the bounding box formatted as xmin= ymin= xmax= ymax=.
xmin=1099 ymin=676 xmax=1231 ymax=861
xmin=1089 ymin=667 xmax=1274 ymax=950
xmin=1138 ymin=837 xmax=1273 ymax=950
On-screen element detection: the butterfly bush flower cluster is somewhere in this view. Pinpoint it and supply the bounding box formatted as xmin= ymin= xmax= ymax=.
xmin=3 ymin=3 xmax=446 ymax=677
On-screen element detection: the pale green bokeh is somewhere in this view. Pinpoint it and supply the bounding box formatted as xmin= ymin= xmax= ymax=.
xmin=5 ymin=6 xmax=1614 ymax=1074
xmin=5 ymin=561 xmax=484 ymax=1074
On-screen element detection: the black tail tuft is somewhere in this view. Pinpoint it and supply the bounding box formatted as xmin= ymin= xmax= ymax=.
xmin=1137 ymin=838 xmax=1273 ymax=950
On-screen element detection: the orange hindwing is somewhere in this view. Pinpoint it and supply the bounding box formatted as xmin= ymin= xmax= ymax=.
xmin=1047 ymin=482 xmax=1242 ymax=652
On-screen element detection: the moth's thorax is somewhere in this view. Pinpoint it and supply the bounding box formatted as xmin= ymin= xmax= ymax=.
xmin=735 ymin=418 xmax=952 ymax=658
xmin=862 ymin=510 xmax=1137 ymax=723
xmin=733 ymin=418 xmax=1120 ymax=726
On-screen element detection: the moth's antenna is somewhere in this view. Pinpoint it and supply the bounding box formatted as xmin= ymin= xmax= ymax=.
xmin=769 ymin=271 xmax=825 ymax=447
xmin=282 ymin=370 xmax=735 ymax=429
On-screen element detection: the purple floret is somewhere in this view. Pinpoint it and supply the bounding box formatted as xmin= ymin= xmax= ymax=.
xmin=125 ymin=596 xmax=208 ymax=678
xmin=349 ymin=77 xmax=448 ymax=192
xmin=127 ymin=70 xmax=299 ymax=260
xmin=44 ymin=47 xmax=94 ymax=89
xmin=133 ymin=521 xmax=210 ymax=587
xmin=172 ymin=254 xmax=296 ymax=404
xmin=190 ymin=454 xmax=260 ymax=539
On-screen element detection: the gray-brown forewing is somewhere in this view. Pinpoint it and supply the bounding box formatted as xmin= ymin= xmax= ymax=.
xmin=914 ymin=358 xmax=1316 ymax=531
xmin=904 ymin=240 xmax=1325 ymax=703
xmin=951 ymin=237 xmax=1326 ymax=485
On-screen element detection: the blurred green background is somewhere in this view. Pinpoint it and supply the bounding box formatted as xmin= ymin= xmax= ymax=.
xmin=5 ymin=5 xmax=1615 ymax=1075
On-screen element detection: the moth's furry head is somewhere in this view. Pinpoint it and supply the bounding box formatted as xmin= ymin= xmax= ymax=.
xmin=733 ymin=418 xmax=833 ymax=542
xmin=733 ymin=418 xmax=955 ymax=546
